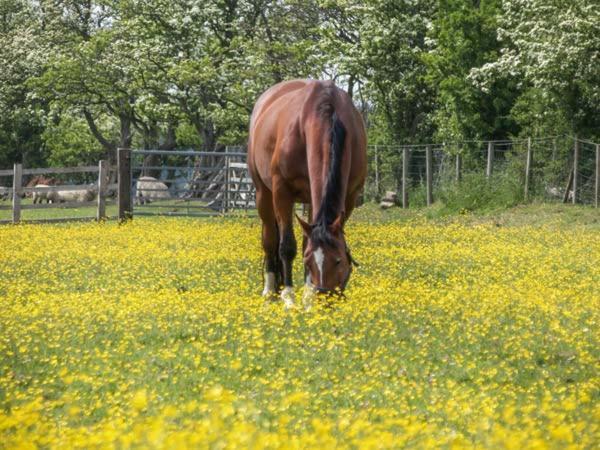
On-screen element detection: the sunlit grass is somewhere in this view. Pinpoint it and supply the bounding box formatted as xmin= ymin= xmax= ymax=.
xmin=0 ymin=210 xmax=598 ymax=448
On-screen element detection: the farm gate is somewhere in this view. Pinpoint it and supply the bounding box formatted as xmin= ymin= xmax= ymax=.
xmin=119 ymin=147 xmax=256 ymax=219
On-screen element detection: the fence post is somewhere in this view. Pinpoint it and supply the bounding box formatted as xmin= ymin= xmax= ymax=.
xmin=402 ymin=147 xmax=409 ymax=208
xmin=524 ymin=137 xmax=532 ymax=201
xmin=425 ymin=145 xmax=433 ymax=206
xmin=455 ymin=153 xmax=462 ymax=183
xmin=118 ymin=148 xmax=132 ymax=221
xmin=572 ymin=137 xmax=579 ymax=204
xmin=12 ymin=163 xmax=22 ymax=224
xmin=374 ymin=145 xmax=380 ymax=198
xmin=97 ymin=159 xmax=107 ymax=221
xmin=486 ymin=141 xmax=493 ymax=178
xmin=595 ymin=143 xmax=599 ymax=208
xmin=224 ymin=153 xmax=230 ymax=213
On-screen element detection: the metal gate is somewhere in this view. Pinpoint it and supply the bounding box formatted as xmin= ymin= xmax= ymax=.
xmin=129 ymin=148 xmax=256 ymax=217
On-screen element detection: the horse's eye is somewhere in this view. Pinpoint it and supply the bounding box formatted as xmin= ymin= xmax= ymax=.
xmin=335 ymin=257 xmax=342 ymax=265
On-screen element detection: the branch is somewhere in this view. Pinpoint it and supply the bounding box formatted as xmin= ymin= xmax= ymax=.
xmin=83 ymin=109 xmax=116 ymax=152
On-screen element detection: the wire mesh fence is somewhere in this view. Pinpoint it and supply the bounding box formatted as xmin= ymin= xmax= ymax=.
xmin=368 ymin=136 xmax=599 ymax=208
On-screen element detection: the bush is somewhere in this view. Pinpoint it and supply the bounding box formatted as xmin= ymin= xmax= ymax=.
xmin=436 ymin=171 xmax=524 ymax=214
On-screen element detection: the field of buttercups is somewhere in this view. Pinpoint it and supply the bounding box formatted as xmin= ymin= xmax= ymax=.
xmin=0 ymin=214 xmax=598 ymax=448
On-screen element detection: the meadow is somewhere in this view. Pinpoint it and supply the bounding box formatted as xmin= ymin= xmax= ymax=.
xmin=0 ymin=205 xmax=598 ymax=448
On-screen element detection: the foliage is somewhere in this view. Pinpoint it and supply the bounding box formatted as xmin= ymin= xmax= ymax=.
xmin=436 ymin=171 xmax=524 ymax=214
xmin=0 ymin=216 xmax=598 ymax=447
xmin=0 ymin=0 xmax=598 ymax=171
xmin=471 ymin=0 xmax=600 ymax=137
xmin=424 ymin=0 xmax=520 ymax=144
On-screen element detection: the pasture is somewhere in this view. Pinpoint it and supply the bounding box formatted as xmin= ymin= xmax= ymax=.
xmin=0 ymin=205 xmax=598 ymax=448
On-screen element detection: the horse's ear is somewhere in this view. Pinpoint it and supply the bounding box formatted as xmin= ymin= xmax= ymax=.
xmin=330 ymin=212 xmax=345 ymax=234
xmin=295 ymin=214 xmax=312 ymax=236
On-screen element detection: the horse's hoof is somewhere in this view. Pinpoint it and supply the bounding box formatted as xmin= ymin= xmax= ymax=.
xmin=302 ymin=285 xmax=315 ymax=311
xmin=262 ymin=290 xmax=279 ymax=305
xmin=281 ymin=287 xmax=296 ymax=310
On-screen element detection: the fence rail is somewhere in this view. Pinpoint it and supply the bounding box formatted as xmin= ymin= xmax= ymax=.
xmin=1 ymin=135 xmax=598 ymax=225
xmin=0 ymin=161 xmax=116 ymax=225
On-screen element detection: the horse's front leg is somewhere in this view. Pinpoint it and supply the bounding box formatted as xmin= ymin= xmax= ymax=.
xmin=274 ymin=182 xmax=297 ymax=309
xmin=278 ymin=224 xmax=297 ymax=309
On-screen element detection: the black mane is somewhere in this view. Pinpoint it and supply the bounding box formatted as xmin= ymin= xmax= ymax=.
xmin=311 ymin=105 xmax=346 ymax=246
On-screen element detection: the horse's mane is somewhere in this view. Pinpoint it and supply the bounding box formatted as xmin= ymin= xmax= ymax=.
xmin=311 ymin=86 xmax=346 ymax=246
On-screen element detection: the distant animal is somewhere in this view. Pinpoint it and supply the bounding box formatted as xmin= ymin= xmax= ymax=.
xmin=32 ymin=184 xmax=53 ymax=204
xmin=248 ymin=79 xmax=367 ymax=309
xmin=545 ymin=186 xmax=574 ymax=201
xmin=24 ymin=175 xmax=58 ymax=198
xmin=136 ymin=176 xmax=170 ymax=205
xmin=47 ymin=185 xmax=97 ymax=203
xmin=0 ymin=186 xmax=9 ymax=201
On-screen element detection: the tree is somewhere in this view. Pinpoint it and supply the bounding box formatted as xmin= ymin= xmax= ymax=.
xmin=470 ymin=0 xmax=600 ymax=137
xmin=425 ymin=0 xmax=519 ymax=143
xmin=0 ymin=0 xmax=46 ymax=168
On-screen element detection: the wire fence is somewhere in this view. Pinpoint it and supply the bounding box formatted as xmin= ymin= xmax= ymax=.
xmin=368 ymin=136 xmax=599 ymax=208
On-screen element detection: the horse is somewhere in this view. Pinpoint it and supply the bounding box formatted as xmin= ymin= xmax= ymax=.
xmin=248 ymin=79 xmax=367 ymax=309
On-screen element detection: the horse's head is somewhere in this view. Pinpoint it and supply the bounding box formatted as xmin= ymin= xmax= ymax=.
xmin=297 ymin=214 xmax=357 ymax=294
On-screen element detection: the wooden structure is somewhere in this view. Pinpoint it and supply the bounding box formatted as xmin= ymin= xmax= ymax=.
xmin=0 ymin=162 xmax=115 ymax=224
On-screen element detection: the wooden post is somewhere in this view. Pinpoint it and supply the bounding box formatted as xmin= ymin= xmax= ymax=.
xmin=118 ymin=148 xmax=132 ymax=221
xmin=374 ymin=145 xmax=380 ymax=198
xmin=562 ymin=170 xmax=573 ymax=204
xmin=224 ymin=154 xmax=230 ymax=213
xmin=486 ymin=141 xmax=493 ymax=178
xmin=402 ymin=147 xmax=409 ymax=208
xmin=595 ymin=143 xmax=599 ymax=208
xmin=97 ymin=159 xmax=107 ymax=221
xmin=572 ymin=137 xmax=579 ymax=204
xmin=524 ymin=137 xmax=532 ymax=201
xmin=425 ymin=145 xmax=433 ymax=206
xmin=12 ymin=163 xmax=22 ymax=224
xmin=455 ymin=153 xmax=462 ymax=183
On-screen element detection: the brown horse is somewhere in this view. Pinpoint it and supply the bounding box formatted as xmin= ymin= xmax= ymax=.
xmin=248 ymin=79 xmax=367 ymax=308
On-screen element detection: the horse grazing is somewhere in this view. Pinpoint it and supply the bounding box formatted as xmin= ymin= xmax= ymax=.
xmin=248 ymin=80 xmax=367 ymax=308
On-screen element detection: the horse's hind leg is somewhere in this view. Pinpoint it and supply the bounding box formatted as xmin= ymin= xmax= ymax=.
xmin=256 ymin=186 xmax=281 ymax=299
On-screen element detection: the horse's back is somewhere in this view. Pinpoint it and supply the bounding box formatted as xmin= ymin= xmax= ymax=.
xmin=248 ymin=80 xmax=366 ymax=202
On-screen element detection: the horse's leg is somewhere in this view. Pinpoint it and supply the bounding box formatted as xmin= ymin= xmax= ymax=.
xmin=273 ymin=180 xmax=297 ymax=309
xmin=344 ymin=190 xmax=360 ymax=220
xmin=302 ymin=203 xmax=315 ymax=311
xmin=256 ymin=185 xmax=280 ymax=299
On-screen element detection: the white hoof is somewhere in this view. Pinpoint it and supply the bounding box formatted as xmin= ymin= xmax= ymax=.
xmin=302 ymin=285 xmax=315 ymax=311
xmin=281 ymin=287 xmax=295 ymax=309
xmin=262 ymin=272 xmax=276 ymax=297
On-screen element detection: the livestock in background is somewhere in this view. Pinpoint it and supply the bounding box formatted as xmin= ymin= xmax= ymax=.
xmin=47 ymin=186 xmax=97 ymax=203
xmin=0 ymin=186 xmax=9 ymax=201
xmin=32 ymin=184 xmax=53 ymax=204
xmin=24 ymin=175 xmax=59 ymax=198
xmin=136 ymin=176 xmax=170 ymax=205
xmin=248 ymin=79 xmax=367 ymax=309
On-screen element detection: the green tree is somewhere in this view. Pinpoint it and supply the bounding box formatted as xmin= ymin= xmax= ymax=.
xmin=425 ymin=0 xmax=519 ymax=143
xmin=471 ymin=0 xmax=600 ymax=138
